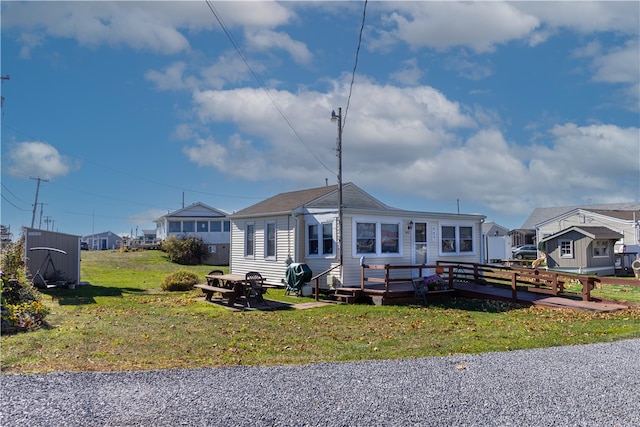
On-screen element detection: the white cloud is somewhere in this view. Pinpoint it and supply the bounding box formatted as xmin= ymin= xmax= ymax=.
xmin=591 ymin=40 xmax=640 ymax=85
xmin=372 ymin=2 xmax=539 ymax=53
xmin=5 ymin=141 xmax=77 ymax=180
xmin=245 ymin=29 xmax=312 ymax=65
xmin=2 ymin=1 xmax=295 ymax=55
xmin=514 ymin=2 xmax=639 ymax=35
xmin=182 ymin=75 xmax=639 ymax=218
xmin=389 ymin=58 xmax=423 ymax=86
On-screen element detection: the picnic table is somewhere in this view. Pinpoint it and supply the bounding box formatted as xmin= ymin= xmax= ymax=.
xmin=196 ymin=273 xmax=273 ymax=307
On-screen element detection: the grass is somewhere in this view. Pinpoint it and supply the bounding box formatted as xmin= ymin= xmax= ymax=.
xmin=2 ymin=250 xmax=640 ymax=374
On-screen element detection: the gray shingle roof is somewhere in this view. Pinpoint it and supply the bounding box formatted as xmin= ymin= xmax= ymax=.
xmin=232 ymin=185 xmax=339 ymax=216
xmin=540 ymin=225 xmax=623 ymax=242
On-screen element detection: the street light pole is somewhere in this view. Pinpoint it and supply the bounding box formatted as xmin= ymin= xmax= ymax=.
xmin=331 ymin=108 xmax=344 ymax=271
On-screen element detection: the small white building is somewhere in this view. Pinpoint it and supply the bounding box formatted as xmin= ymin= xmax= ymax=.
xmin=155 ymin=202 xmax=230 ymax=265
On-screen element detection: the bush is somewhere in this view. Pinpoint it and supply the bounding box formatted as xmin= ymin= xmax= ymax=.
xmin=161 ymin=236 xmax=205 ymax=265
xmin=161 ymin=270 xmax=200 ymax=291
xmin=1 ymin=234 xmax=49 ymax=333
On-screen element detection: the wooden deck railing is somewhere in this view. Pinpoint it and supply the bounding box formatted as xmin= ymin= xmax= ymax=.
xmin=435 ymin=261 xmax=639 ymax=302
xmin=360 ymin=264 xmax=455 ymax=295
xmin=359 ymin=261 xmax=639 ymax=302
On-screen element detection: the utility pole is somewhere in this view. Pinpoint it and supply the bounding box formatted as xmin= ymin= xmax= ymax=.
xmin=1 ymin=75 xmax=9 ymax=113
xmin=38 ymin=203 xmax=48 ymax=229
xmin=30 ymin=177 xmax=49 ymax=228
xmin=331 ymin=108 xmax=344 ymax=271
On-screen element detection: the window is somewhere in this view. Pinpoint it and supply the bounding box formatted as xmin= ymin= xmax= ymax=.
xmin=308 ymin=223 xmax=334 ymax=256
xmin=440 ymin=224 xmax=475 ymax=255
xmin=353 ymin=220 xmax=402 ymax=256
xmin=208 ymin=245 xmax=217 ymax=254
xmin=210 ymin=221 xmax=221 ymax=232
xmin=381 ymin=223 xmax=399 ymax=253
xmin=459 ymin=226 xmax=473 ymax=252
xmin=308 ymin=225 xmax=319 ymax=255
xmin=560 ymin=240 xmax=573 ymax=258
xmin=223 ymin=221 xmax=230 ymax=232
xmin=593 ymin=240 xmax=609 ymax=257
xmin=182 ymin=221 xmax=195 ymax=232
xmin=168 ymin=221 xmax=181 ymax=233
xmin=322 ymin=223 xmax=334 ymax=255
xmin=265 ymin=222 xmax=276 ymax=258
xmin=356 ymin=222 xmax=376 ymax=254
xmin=441 ymin=226 xmax=456 ymax=253
xmin=197 ymin=221 xmax=208 ymax=232
xmin=245 ymin=224 xmax=255 ymax=257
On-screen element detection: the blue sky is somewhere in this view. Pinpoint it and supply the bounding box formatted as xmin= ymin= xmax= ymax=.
xmin=1 ymin=1 xmax=639 ymax=239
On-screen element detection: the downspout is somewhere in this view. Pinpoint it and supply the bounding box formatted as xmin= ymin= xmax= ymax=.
xmin=290 ymin=207 xmax=304 ymax=264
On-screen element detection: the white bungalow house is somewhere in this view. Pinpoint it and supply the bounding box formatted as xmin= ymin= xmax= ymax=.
xmin=229 ymin=183 xmax=486 ymax=288
xmin=155 ymin=202 xmax=231 ymax=265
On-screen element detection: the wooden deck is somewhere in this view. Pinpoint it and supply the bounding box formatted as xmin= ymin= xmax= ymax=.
xmin=451 ymin=282 xmax=631 ymax=312
xmin=333 ymin=281 xmax=631 ymax=312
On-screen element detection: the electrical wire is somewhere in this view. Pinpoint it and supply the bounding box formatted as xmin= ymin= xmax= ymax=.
xmin=204 ymin=0 xmax=335 ymax=175
xmin=342 ymin=0 xmax=368 ymax=132
xmin=1 ymin=182 xmax=30 ymax=206
xmin=1 ymin=194 xmax=30 ymax=211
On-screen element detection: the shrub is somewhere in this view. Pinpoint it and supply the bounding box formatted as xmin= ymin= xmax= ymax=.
xmin=1 ymin=234 xmax=49 ymax=333
xmin=161 ymin=270 xmax=200 ymax=291
xmin=161 ymin=236 xmax=205 ymax=265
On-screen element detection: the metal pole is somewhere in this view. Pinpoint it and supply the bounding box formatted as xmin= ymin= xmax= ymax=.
xmin=336 ymin=108 xmax=343 ymax=269
xmin=30 ymin=177 xmax=48 ymax=228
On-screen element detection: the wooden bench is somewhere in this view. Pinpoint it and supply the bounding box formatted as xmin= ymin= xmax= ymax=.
xmin=194 ymin=284 xmax=238 ymax=306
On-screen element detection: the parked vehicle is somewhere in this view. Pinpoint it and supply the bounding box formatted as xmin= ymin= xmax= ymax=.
xmin=512 ymin=245 xmax=537 ymax=260
xmin=80 ymin=241 xmax=89 ymax=250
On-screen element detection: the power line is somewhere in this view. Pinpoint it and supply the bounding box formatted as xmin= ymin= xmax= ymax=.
xmin=1 ymin=182 xmax=30 ymax=206
xmin=204 ymin=0 xmax=335 ymax=175
xmin=342 ymin=0 xmax=368 ymax=132
xmin=1 ymin=194 xmax=31 ymax=211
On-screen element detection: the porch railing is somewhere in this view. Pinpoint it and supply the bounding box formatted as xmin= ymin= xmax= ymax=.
xmin=311 ymin=264 xmax=342 ymax=301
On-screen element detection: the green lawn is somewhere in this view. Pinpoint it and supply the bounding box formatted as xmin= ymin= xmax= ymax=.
xmin=2 ymin=250 xmax=639 ymax=374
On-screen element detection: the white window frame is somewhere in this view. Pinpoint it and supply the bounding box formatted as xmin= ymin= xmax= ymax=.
xmin=439 ymin=223 xmax=476 ymax=256
xmin=245 ymin=223 xmax=255 ymax=258
xmin=265 ymin=222 xmax=276 ymax=260
xmin=352 ymin=218 xmax=402 ymax=258
xmin=307 ymin=221 xmax=336 ymax=258
xmin=560 ymin=239 xmax=573 ymax=258
xmin=592 ymin=240 xmax=609 ymax=257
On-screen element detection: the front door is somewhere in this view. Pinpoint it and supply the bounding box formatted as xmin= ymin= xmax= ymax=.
xmin=413 ymin=222 xmax=428 ymax=265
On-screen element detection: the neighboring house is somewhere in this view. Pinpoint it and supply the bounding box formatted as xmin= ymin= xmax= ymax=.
xmin=536 ymin=208 xmax=640 ymax=255
xmin=82 ymin=231 xmax=122 ymax=251
xmin=517 ymin=202 xmax=639 ymax=245
xmin=482 ymin=222 xmax=511 ymax=263
xmin=155 ymin=202 xmax=230 ymax=265
xmin=229 ymin=183 xmax=486 ymax=288
xmin=141 ymin=229 xmax=157 ymax=242
xmin=539 ymin=226 xmax=623 ymax=276
xmin=24 ymin=227 xmax=81 ymax=286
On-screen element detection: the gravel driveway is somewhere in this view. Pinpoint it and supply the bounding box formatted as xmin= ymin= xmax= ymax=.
xmin=2 ymin=339 xmax=639 ymax=426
